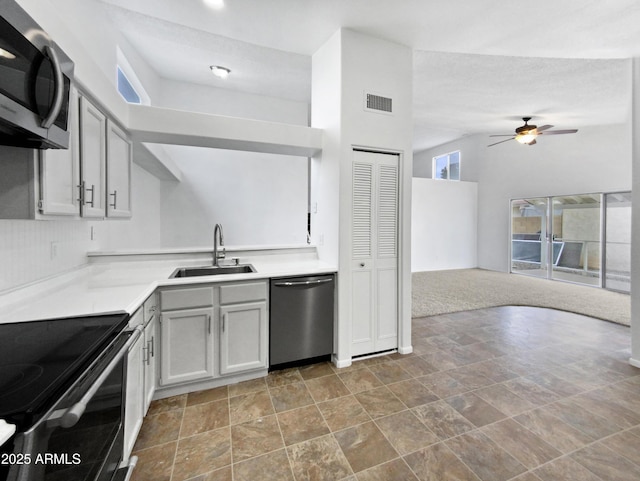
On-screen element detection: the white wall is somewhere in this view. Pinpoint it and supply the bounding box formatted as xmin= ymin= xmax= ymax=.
xmin=310 ymin=30 xmax=342 ymax=264
xmin=159 ymin=146 xmax=308 ymax=247
xmin=0 ymin=221 xmax=91 ymax=292
xmin=413 ymin=149 xmax=433 ymax=178
xmin=96 ymin=164 xmax=163 ymax=250
xmin=158 ymin=80 xmax=309 ymax=126
xmin=411 ymin=179 xmax=478 ymax=272
xmin=630 ymin=56 xmax=640 ymax=367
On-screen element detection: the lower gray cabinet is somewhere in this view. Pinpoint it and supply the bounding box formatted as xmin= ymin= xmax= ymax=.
xmin=220 ymin=301 xmax=267 ymax=375
xmin=124 ymin=294 xmax=158 ymax=458
xmin=142 ymin=314 xmax=157 ymax=409
xmin=158 ymin=280 xmax=268 ymax=389
xmin=159 ymin=306 xmax=215 ymax=386
xmin=124 ymin=310 xmax=144 ymax=459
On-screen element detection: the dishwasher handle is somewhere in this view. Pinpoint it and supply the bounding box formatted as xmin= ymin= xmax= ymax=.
xmin=273 ymin=278 xmax=333 ymax=287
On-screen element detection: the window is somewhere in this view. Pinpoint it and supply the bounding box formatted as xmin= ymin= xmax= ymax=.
xmin=117 ymin=67 xmax=141 ymax=104
xmin=115 ymin=47 xmax=150 ymax=105
xmin=432 ymin=151 xmax=460 ymax=180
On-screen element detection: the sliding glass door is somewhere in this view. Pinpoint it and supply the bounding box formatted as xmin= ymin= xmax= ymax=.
xmin=550 ymin=194 xmax=601 ymax=286
xmin=510 ymin=198 xmax=551 ymax=278
xmin=604 ymin=192 xmax=632 ymax=293
xmin=511 ymin=191 xmax=630 ymax=291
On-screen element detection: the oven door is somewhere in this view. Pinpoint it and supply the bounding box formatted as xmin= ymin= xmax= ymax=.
xmin=5 ymin=328 xmax=140 ymax=481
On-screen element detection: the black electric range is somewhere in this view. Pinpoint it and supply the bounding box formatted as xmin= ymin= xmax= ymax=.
xmin=0 ymin=312 xmax=130 ymax=432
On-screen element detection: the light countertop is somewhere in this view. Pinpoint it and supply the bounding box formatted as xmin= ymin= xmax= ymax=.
xmin=0 ymin=247 xmax=336 ymax=324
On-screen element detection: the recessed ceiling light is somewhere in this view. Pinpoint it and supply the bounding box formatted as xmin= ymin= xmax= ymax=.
xmin=203 ymin=0 xmax=224 ymax=9
xmin=210 ymin=65 xmax=231 ymax=78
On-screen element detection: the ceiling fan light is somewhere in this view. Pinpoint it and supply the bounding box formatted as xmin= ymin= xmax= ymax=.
xmin=515 ymin=133 xmax=536 ymax=145
xmin=210 ymin=65 xmax=230 ymax=78
xmin=203 ymin=0 xmax=225 ymax=9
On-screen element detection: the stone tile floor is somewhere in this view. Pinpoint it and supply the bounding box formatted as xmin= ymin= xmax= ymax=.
xmin=130 ymin=306 xmax=640 ymax=481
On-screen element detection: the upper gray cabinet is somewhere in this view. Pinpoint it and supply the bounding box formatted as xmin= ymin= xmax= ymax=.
xmin=79 ymin=95 xmax=133 ymax=219
xmin=106 ymin=120 xmax=132 ymax=218
xmin=79 ymin=95 xmax=107 ymax=218
xmin=0 ymin=91 xmax=132 ymax=221
xmin=0 ymin=87 xmax=81 ymax=219
xmin=39 ymin=86 xmax=81 ymax=216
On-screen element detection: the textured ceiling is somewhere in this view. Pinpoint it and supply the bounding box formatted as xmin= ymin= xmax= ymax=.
xmin=92 ymin=0 xmax=640 ymax=151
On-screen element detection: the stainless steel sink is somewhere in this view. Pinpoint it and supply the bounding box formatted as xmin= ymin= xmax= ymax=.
xmin=169 ymin=264 xmax=256 ymax=278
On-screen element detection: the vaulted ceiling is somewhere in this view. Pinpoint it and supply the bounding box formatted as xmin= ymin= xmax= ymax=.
xmin=93 ymin=0 xmax=640 ymax=151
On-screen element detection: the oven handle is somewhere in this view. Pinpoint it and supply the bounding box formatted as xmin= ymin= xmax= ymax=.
xmin=60 ymin=326 xmax=143 ymax=429
xmin=40 ymin=45 xmax=64 ymax=129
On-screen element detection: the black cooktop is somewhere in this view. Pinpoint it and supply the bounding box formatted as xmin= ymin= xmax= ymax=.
xmin=0 ymin=312 xmax=129 ymax=430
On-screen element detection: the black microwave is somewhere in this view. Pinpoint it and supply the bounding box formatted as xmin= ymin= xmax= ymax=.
xmin=0 ymin=0 xmax=74 ymax=149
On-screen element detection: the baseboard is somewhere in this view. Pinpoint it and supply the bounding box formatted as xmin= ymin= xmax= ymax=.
xmin=629 ymin=357 xmax=640 ymax=368
xmin=333 ymin=355 xmax=352 ymax=369
xmin=398 ymin=345 xmax=413 ymax=355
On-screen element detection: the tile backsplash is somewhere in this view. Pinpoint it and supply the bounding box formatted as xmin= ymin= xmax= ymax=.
xmin=0 ymin=220 xmax=91 ymax=293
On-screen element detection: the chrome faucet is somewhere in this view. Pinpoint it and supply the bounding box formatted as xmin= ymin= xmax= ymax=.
xmin=213 ymin=223 xmax=225 ymax=267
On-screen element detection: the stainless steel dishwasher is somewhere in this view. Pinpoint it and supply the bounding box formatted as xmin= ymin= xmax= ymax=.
xmin=269 ymin=274 xmax=335 ymax=369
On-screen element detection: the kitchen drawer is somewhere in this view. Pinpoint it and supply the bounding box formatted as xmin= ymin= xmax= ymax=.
xmin=220 ymin=282 xmax=267 ymax=305
xmin=161 ymin=286 xmax=214 ymax=310
xmin=144 ymin=294 xmax=157 ymax=324
xmin=129 ymin=307 xmax=144 ymax=328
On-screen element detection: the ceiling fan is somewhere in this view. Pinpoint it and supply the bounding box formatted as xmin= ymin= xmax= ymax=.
xmin=488 ymin=117 xmax=578 ymax=147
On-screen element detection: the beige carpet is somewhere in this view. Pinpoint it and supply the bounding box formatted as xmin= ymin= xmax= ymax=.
xmin=412 ymin=268 xmax=631 ymax=326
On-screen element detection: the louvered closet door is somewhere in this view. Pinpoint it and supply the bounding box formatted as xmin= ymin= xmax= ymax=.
xmin=351 ymin=150 xmax=399 ymax=357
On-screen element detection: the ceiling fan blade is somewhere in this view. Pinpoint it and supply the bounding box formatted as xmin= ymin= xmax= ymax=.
xmin=536 ymin=125 xmax=553 ymax=132
xmin=488 ymin=137 xmax=514 ymax=147
xmin=539 ymin=129 xmax=578 ymax=135
xmin=489 ymin=134 xmax=516 ymax=137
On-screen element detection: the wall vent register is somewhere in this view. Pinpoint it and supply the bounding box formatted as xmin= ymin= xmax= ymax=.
xmin=364 ymin=92 xmax=393 ymax=114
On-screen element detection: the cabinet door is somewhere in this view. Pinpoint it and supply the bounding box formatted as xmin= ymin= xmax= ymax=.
xmin=143 ymin=317 xmax=156 ymax=413
xmin=219 ymin=302 xmax=267 ymax=375
xmin=39 ymin=87 xmax=80 ymax=216
xmin=351 ymin=151 xmax=399 ymax=357
xmin=79 ymin=96 xmax=106 ymax=218
xmin=124 ymin=332 xmax=144 ymax=459
xmin=106 ymin=120 xmax=132 ymax=218
xmin=160 ymin=308 xmax=215 ymax=386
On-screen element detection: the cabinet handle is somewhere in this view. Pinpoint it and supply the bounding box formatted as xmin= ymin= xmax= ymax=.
xmin=145 ymin=341 xmax=151 ymax=365
xmin=85 ymin=184 xmax=95 ymax=207
xmin=77 ymin=183 xmax=84 ymax=204
xmin=149 ymin=336 xmax=155 ymax=357
xmin=273 ymin=278 xmax=333 ymax=287
xmin=208 ymin=315 xmax=212 ymax=334
xmin=109 ymin=190 xmax=117 ymax=209
xmin=222 ymin=313 xmax=227 ymax=333
xmin=142 ymin=345 xmax=149 ymax=364
xmin=360 ymin=262 xmax=365 ymax=267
